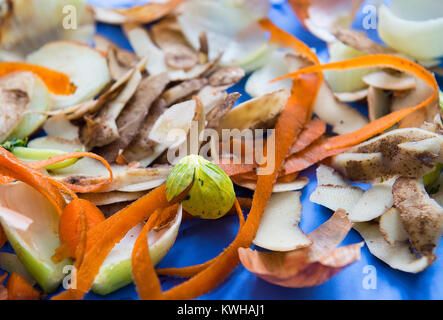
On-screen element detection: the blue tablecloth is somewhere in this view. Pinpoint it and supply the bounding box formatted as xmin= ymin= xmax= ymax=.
xmin=1 ymin=0 xmax=442 ymax=300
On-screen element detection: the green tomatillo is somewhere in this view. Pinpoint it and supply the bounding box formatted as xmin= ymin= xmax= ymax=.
xmin=166 ymin=155 xmax=235 ymax=219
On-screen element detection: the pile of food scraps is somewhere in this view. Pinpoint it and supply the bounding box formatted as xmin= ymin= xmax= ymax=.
xmin=0 ymin=0 xmax=442 ymax=300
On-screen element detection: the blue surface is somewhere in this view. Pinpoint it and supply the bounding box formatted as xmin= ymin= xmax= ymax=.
xmin=2 ymin=0 xmax=443 ymax=300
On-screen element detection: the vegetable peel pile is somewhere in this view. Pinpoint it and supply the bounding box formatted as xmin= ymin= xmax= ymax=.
xmin=0 ymin=0 xmax=442 ymax=300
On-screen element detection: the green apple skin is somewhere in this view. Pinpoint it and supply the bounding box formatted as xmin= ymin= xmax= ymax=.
xmin=1 ymin=224 xmax=71 ymax=293
xmin=92 ymin=207 xmax=182 ymax=295
xmin=0 ymin=182 xmax=71 ymax=293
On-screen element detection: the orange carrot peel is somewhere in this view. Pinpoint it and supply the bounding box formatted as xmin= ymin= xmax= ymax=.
xmin=289 ymin=117 xmax=326 ymax=154
xmin=51 ymin=184 xmax=171 ymax=300
xmin=0 ymin=62 xmax=75 ymax=95
xmin=274 ymin=55 xmax=439 ymax=150
xmin=132 ymin=204 xmax=180 ymax=300
xmin=6 ymin=273 xmax=40 ymax=300
xmin=283 ymin=137 xmax=348 ymax=175
xmin=52 ymin=199 xmax=105 ymax=264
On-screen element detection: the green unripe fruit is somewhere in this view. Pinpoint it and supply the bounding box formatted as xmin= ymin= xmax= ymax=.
xmin=166 ymin=155 xmax=235 ymax=219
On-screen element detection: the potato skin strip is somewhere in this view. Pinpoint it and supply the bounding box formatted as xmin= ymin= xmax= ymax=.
xmin=156 ymin=199 xmax=245 ymax=278
xmin=51 ymin=184 xmax=170 ymax=300
xmin=0 ymin=147 xmax=69 ymax=215
xmin=132 ymin=204 xmax=179 ymax=300
xmin=27 ymin=152 xmax=114 ymax=193
xmin=154 ymin=74 xmax=320 ymax=300
xmin=274 ymin=55 xmax=439 ymax=150
xmin=0 ymin=62 xmax=75 ymax=95
xmin=6 ymin=273 xmax=40 ymax=300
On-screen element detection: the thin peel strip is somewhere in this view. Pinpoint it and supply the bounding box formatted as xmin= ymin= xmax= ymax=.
xmin=273 ymin=55 xmax=438 ymax=150
xmin=51 ymin=184 xmax=170 ymax=299
xmin=0 ymin=62 xmax=75 ymax=95
xmin=27 ymin=152 xmax=114 ymax=193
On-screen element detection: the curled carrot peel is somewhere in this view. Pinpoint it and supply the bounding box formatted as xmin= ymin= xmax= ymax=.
xmin=156 ymin=199 xmax=245 ymax=278
xmin=27 ymin=152 xmax=114 ymax=193
xmin=274 ymin=55 xmax=439 ymax=150
xmin=0 ymin=62 xmax=75 ymax=95
xmin=51 ymin=184 xmax=171 ymax=300
xmin=259 ymin=18 xmax=322 ymax=116
xmin=52 ymin=199 xmax=105 ymax=264
xmin=325 ymin=105 xmax=435 ymax=150
xmin=6 ymin=273 xmax=40 ymax=300
xmin=0 ymin=147 xmax=69 ymax=215
xmin=132 ymin=204 xmax=179 ymax=300
xmin=73 ymin=206 xmax=88 ymax=270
